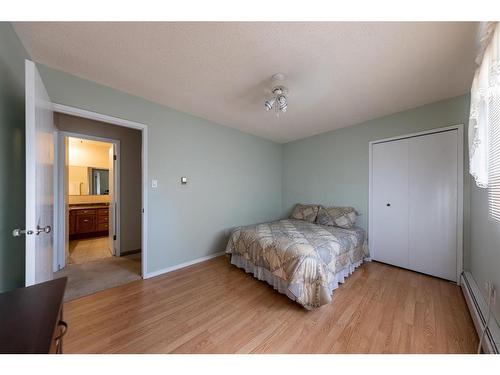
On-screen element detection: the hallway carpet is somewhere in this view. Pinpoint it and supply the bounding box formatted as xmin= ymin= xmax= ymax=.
xmin=55 ymin=253 xmax=141 ymax=301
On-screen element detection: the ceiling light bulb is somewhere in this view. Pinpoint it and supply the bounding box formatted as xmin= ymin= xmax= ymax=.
xmin=277 ymin=95 xmax=287 ymax=111
xmin=264 ymin=76 xmax=289 ymax=115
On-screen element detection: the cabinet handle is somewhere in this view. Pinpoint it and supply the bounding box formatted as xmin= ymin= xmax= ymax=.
xmin=54 ymin=320 xmax=68 ymax=340
xmin=54 ymin=320 xmax=68 ymax=354
xmin=83 ymin=219 xmax=89 ymax=223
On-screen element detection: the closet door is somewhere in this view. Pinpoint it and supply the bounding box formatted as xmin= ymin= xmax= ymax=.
xmin=371 ymin=139 xmax=409 ymax=268
xmin=408 ymin=130 xmax=458 ymax=281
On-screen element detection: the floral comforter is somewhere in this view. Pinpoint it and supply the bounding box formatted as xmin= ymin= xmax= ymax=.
xmin=225 ymin=219 xmax=367 ymax=309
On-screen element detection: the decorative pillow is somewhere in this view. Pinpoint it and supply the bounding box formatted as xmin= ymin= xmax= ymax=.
xmin=316 ymin=206 xmax=357 ymax=228
xmin=289 ymin=204 xmax=320 ymax=223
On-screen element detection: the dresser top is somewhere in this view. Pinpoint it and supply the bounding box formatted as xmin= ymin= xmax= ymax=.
xmin=0 ymin=277 xmax=67 ymax=354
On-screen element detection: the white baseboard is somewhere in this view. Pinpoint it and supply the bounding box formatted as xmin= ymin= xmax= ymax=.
xmin=144 ymin=251 xmax=226 ymax=279
xmin=461 ymin=271 xmax=500 ymax=354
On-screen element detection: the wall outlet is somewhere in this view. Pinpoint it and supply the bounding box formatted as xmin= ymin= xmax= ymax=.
xmin=151 ymin=179 xmax=158 ymax=188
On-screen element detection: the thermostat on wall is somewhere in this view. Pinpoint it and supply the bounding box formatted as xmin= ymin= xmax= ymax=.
xmin=181 ymin=177 xmax=187 ymax=185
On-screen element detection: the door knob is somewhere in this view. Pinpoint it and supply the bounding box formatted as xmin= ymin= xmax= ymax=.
xmin=12 ymin=229 xmax=34 ymax=237
xmin=36 ymin=225 xmax=52 ymax=235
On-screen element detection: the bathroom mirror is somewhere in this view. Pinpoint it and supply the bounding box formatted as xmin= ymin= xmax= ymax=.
xmin=68 ymin=166 xmax=110 ymax=195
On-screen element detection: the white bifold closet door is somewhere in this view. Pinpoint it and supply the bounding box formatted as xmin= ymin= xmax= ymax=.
xmin=408 ymin=131 xmax=457 ymax=281
xmin=371 ymin=139 xmax=409 ymax=269
xmin=371 ymin=129 xmax=458 ymax=281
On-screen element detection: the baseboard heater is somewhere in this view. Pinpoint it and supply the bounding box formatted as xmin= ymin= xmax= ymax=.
xmin=461 ymin=271 xmax=500 ymax=354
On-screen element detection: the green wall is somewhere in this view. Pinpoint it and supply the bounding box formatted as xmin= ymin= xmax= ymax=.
xmin=283 ymin=94 xmax=471 ymax=267
xmin=0 ymin=23 xmax=29 ymax=292
xmin=37 ymin=65 xmax=283 ymax=275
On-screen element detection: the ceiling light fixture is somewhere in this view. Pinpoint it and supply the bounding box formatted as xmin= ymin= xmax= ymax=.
xmin=264 ymin=73 xmax=288 ymax=118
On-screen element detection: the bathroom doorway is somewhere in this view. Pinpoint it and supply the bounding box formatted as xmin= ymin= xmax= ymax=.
xmin=53 ymin=111 xmax=143 ymax=301
xmin=65 ymin=136 xmax=116 ymax=265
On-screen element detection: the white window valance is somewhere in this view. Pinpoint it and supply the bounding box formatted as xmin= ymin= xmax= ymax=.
xmin=469 ymin=22 xmax=499 ymax=188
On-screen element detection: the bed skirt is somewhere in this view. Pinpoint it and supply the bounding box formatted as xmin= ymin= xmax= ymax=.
xmin=229 ymin=253 xmax=365 ymax=310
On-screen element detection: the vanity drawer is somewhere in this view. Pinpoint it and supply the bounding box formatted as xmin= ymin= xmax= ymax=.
xmin=76 ymin=209 xmax=96 ymax=216
xmin=97 ymin=222 xmax=109 ymax=232
xmin=97 ymin=215 xmax=108 ymax=224
xmin=76 ymin=214 xmax=95 ymax=233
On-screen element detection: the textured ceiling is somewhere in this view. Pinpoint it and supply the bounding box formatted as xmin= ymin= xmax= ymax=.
xmin=13 ymin=22 xmax=477 ymax=143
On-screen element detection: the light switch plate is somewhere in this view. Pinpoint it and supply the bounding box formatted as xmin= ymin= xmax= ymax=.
xmin=151 ymin=179 xmax=158 ymax=188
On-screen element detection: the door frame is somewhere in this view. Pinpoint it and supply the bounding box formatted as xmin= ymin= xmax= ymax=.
xmin=368 ymin=124 xmax=464 ymax=283
xmin=53 ymin=104 xmax=148 ymax=278
xmin=55 ymin=132 xmax=121 ymax=270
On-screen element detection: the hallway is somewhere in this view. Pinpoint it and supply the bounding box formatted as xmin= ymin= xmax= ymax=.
xmin=55 ymin=252 xmax=141 ymax=301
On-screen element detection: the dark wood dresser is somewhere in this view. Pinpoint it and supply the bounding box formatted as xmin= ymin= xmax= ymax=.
xmin=0 ymin=277 xmax=68 ymax=354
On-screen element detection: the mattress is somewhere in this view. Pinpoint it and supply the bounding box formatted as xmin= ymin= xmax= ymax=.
xmin=225 ymin=219 xmax=368 ymax=309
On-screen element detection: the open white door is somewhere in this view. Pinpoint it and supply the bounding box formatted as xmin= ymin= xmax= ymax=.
xmin=108 ymin=144 xmax=118 ymax=256
xmin=25 ymin=60 xmax=55 ymax=286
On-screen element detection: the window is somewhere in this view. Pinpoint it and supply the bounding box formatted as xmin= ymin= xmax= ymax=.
xmin=488 ymin=93 xmax=500 ymax=221
xmin=468 ymin=22 xmax=500 ymax=221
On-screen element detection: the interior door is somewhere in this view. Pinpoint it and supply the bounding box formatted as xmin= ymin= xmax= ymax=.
xmin=408 ymin=130 xmax=458 ymax=281
xmin=371 ymin=139 xmax=409 ymax=268
xmin=25 ymin=59 xmax=55 ymax=286
xmin=108 ymin=144 xmax=116 ymax=256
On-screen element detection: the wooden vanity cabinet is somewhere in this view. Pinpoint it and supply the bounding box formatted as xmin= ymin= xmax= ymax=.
xmin=69 ymin=206 xmax=109 ymax=239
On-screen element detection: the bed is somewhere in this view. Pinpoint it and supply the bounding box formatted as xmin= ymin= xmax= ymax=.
xmin=225 ymin=218 xmax=368 ymax=310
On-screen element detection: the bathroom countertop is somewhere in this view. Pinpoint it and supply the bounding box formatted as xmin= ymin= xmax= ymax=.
xmin=69 ymin=204 xmax=109 ymax=211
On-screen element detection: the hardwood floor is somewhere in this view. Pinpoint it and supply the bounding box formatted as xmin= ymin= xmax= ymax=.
xmin=63 ymin=256 xmax=478 ymax=353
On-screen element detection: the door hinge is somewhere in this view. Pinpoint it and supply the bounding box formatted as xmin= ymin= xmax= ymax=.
xmin=113 ymin=235 xmax=117 ymax=241
xmin=113 ymin=155 xmax=117 ymax=160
